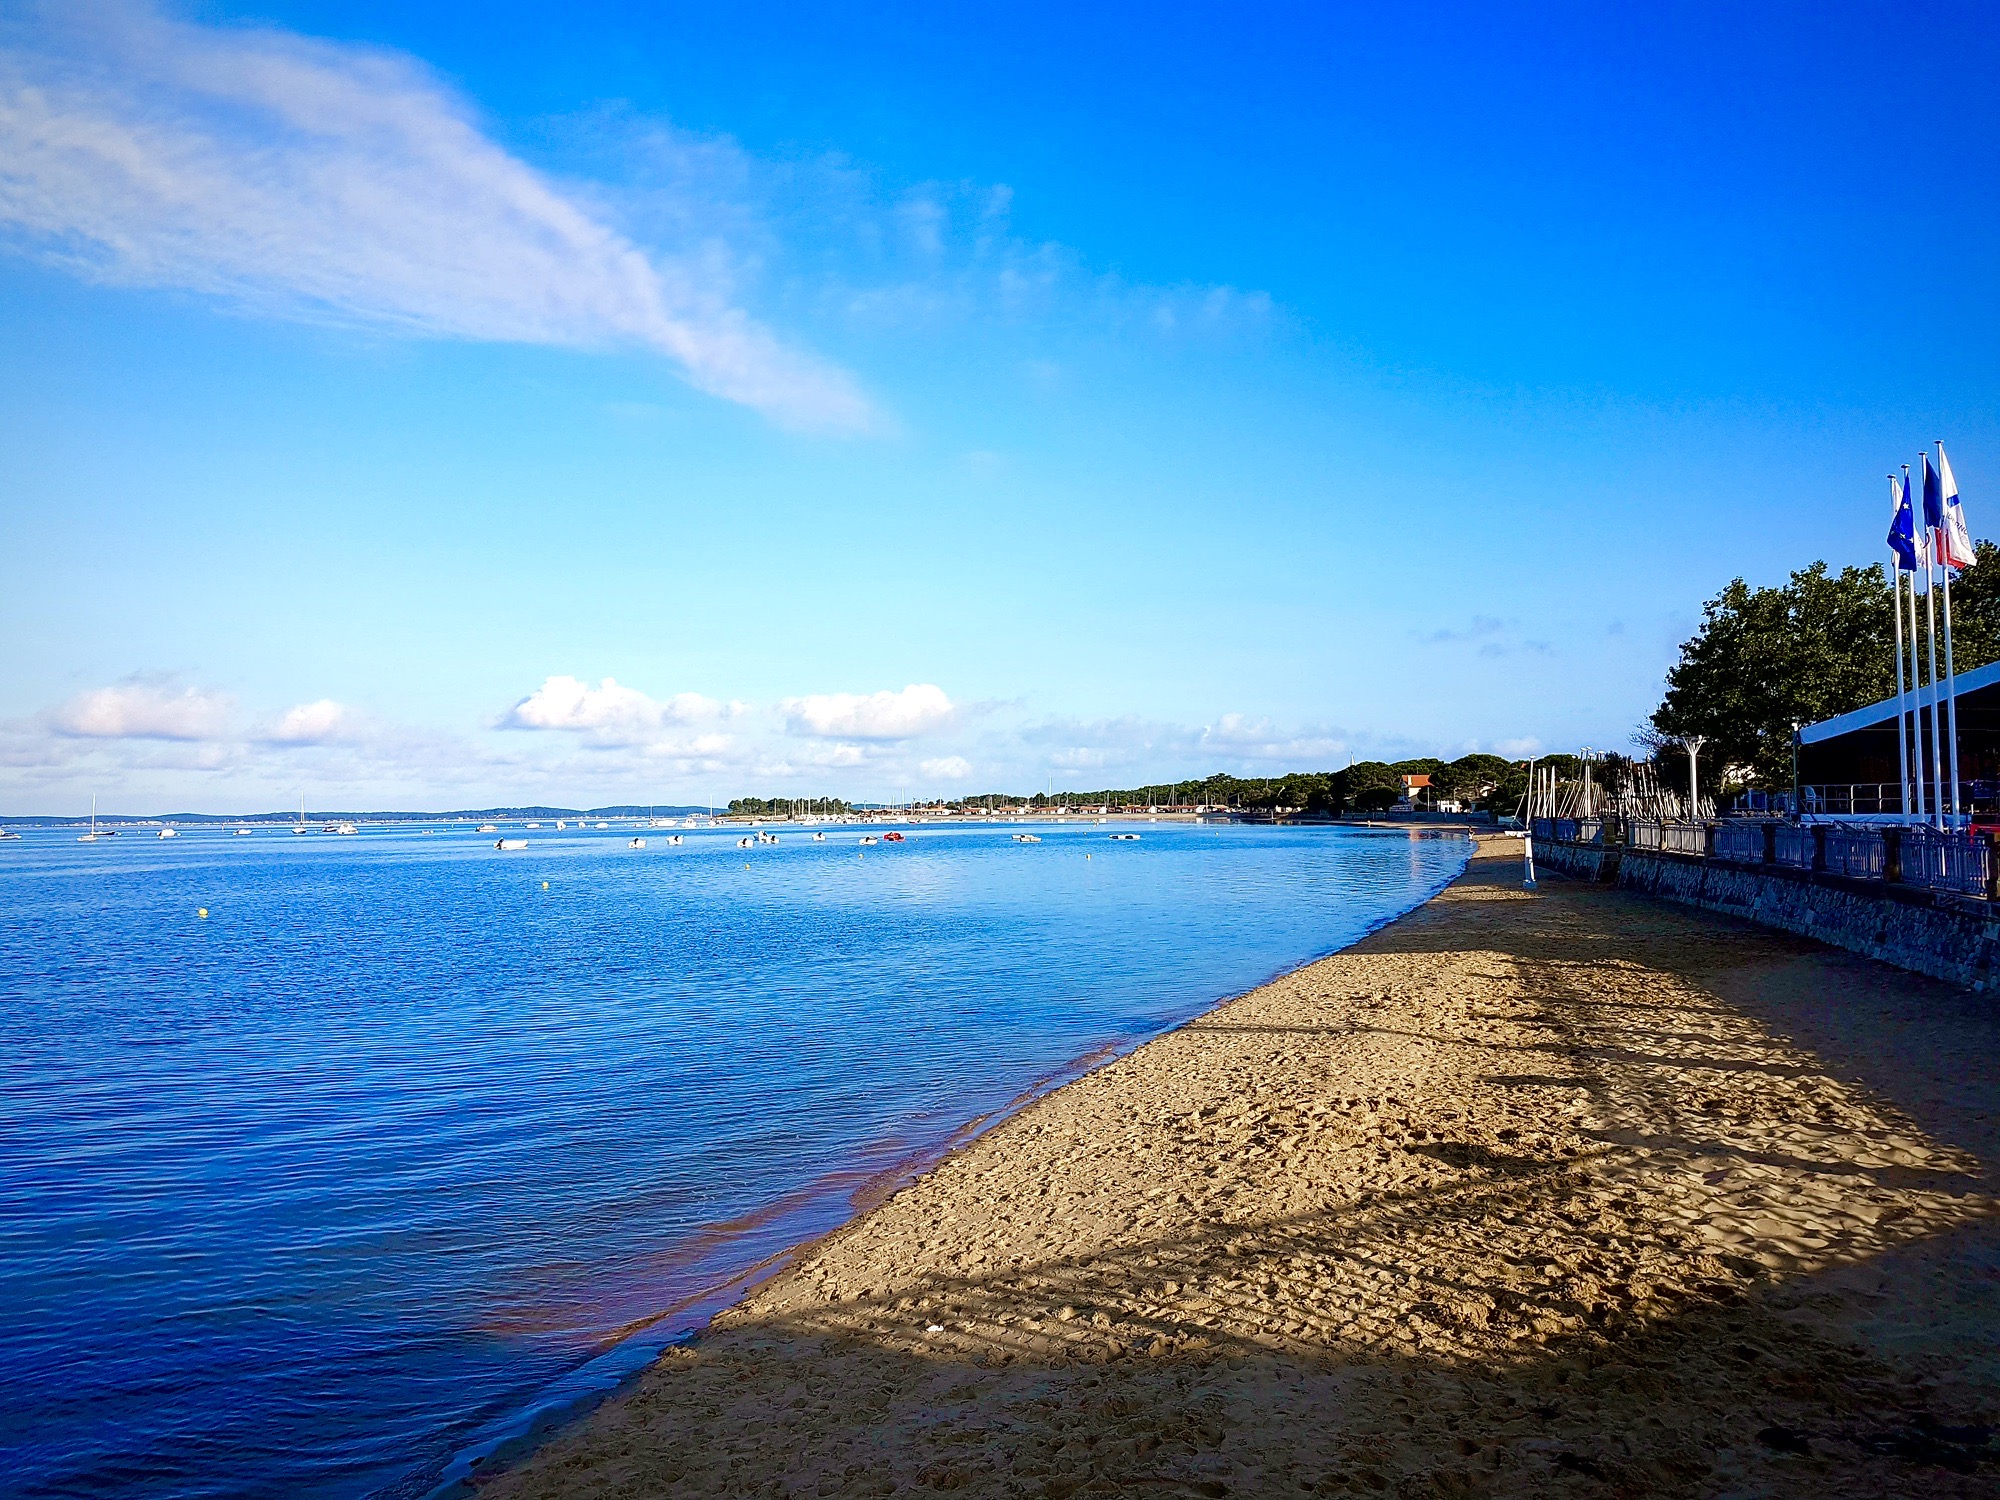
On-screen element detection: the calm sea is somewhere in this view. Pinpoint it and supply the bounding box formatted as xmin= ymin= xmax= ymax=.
xmin=0 ymin=820 xmax=1468 ymax=1498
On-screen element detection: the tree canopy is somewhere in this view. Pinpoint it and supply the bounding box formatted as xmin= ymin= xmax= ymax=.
xmin=1651 ymin=543 xmax=2000 ymax=788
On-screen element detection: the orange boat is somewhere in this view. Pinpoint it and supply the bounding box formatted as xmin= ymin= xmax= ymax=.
xmin=882 ymin=831 xmax=906 ymax=842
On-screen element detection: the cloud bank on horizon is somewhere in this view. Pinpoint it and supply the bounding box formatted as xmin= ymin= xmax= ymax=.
xmin=0 ymin=1 xmax=874 ymax=431
xmin=0 ymin=669 xmax=1538 ymax=811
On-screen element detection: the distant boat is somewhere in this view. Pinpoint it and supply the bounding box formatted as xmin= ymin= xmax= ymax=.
xmin=294 ymin=794 xmax=308 ymax=835
xmin=757 ymin=831 xmax=778 ymax=844
xmin=736 ymin=835 xmax=755 ymax=848
xmin=1110 ymin=833 xmax=1139 ymax=841
xmin=858 ymin=835 xmax=879 ymax=845
xmin=666 ymin=834 xmax=683 ymax=845
xmin=157 ymin=827 xmax=177 ymax=839
xmin=0 ymin=827 xmax=19 ymax=840
xmin=525 ymin=822 xmax=541 ymax=828
xmin=334 ymin=823 xmax=357 ymax=835
xmin=1013 ymin=833 xmax=1041 ymax=843
xmin=594 ymin=821 xmax=610 ymax=829
xmin=477 ymin=824 xmax=499 ymax=834
xmin=234 ymin=827 xmax=252 ymax=836
xmin=882 ymin=832 xmax=905 ymax=843
xmin=78 ymin=796 xmax=100 ymax=843
xmin=554 ymin=819 xmax=566 ymax=830
xmin=495 ymin=838 xmax=528 ymax=851
xmin=812 ymin=832 xmax=826 ymax=841
xmin=628 ymin=837 xmax=646 ymax=849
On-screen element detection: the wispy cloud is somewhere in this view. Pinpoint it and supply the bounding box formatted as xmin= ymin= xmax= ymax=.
xmin=265 ymin=698 xmax=351 ymax=744
xmin=0 ymin=2 xmax=872 ymax=431
xmin=1412 ymin=615 xmax=1553 ymax=658
xmin=502 ymin=675 xmax=735 ymax=745
xmin=780 ymin=683 xmax=954 ymax=741
xmin=53 ymin=676 xmax=233 ymax=740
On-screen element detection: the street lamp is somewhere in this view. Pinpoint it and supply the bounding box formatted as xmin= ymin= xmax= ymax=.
xmin=1684 ymin=735 xmax=1707 ymax=820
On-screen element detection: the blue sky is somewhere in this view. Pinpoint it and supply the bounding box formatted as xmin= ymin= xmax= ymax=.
xmin=4 ymin=0 xmax=1998 ymax=812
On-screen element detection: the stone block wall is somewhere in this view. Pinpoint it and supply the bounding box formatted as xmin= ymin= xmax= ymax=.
xmin=1611 ymin=848 xmax=2000 ymax=994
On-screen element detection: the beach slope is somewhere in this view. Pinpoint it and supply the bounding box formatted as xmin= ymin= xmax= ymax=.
xmin=485 ymin=837 xmax=2000 ymax=1497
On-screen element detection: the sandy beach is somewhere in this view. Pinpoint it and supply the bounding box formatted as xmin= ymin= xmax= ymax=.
xmin=483 ymin=835 xmax=2000 ymax=1497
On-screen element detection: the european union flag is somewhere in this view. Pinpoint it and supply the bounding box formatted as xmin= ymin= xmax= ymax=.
xmin=1888 ymin=471 xmax=1919 ymax=571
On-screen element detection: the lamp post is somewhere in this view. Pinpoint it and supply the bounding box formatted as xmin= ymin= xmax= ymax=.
xmin=1685 ymin=735 xmax=1707 ymax=821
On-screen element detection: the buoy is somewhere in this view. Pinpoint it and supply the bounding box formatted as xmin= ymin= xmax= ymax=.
xmin=541 ymin=881 xmax=549 ymax=890
xmin=197 ymin=908 xmax=208 ymax=918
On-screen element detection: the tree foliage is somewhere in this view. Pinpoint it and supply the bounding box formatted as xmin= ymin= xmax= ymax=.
xmin=1651 ymin=543 xmax=2000 ymax=789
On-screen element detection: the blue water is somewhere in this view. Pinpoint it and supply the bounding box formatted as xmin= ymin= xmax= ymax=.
xmin=0 ymin=820 xmax=1467 ymax=1499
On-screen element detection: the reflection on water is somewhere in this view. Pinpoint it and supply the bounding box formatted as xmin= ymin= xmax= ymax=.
xmin=0 ymin=821 xmax=1467 ymax=1498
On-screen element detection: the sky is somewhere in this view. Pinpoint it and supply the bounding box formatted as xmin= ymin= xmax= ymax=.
xmin=4 ymin=0 xmax=1999 ymax=812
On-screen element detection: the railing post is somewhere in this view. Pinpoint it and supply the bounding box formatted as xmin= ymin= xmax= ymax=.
xmin=1810 ymin=825 xmax=1828 ymax=873
xmin=1985 ymin=832 xmax=2000 ymax=903
xmin=1762 ymin=821 xmax=1777 ymax=865
xmin=1702 ymin=822 xmax=1716 ymax=859
xmin=1884 ymin=827 xmax=1902 ymax=884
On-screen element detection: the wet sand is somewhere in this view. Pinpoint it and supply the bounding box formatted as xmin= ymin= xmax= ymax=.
xmin=483 ymin=837 xmax=2000 ymax=1497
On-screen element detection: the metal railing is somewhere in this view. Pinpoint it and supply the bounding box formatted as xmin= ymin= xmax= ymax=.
xmin=1773 ymin=824 xmax=1815 ymax=870
xmin=1711 ymin=822 xmax=1766 ymax=864
xmin=1823 ymin=827 xmax=1887 ymax=880
xmin=1901 ymin=828 xmax=1992 ymax=897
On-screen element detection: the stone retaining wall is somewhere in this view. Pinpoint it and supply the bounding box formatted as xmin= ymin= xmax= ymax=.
xmin=1544 ymin=842 xmax=2000 ymax=993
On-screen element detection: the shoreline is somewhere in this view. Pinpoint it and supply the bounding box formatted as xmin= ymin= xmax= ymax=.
xmin=433 ymin=832 xmax=1476 ymax=1494
xmin=481 ymin=837 xmax=2000 ymax=1496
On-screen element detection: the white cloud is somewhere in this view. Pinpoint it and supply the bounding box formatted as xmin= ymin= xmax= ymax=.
xmin=502 ymin=675 xmax=725 ymax=744
xmin=1493 ymin=736 xmax=1544 ymax=758
xmin=781 ymin=683 xmax=953 ymax=741
xmin=267 ymin=698 xmax=350 ymax=744
xmin=53 ymin=678 xmax=233 ymax=740
xmin=0 ymin=3 xmax=872 ymax=431
xmin=920 ymin=755 xmax=973 ymax=780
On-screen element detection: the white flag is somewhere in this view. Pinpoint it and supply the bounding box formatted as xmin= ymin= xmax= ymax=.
xmin=1940 ymin=443 xmax=1976 ymax=569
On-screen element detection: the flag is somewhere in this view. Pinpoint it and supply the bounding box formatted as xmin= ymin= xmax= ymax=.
xmin=1888 ymin=471 xmax=1919 ymax=570
xmin=1939 ymin=442 xmax=1976 ymax=569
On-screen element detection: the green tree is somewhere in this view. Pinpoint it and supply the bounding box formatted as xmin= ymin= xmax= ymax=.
xmin=1651 ymin=562 xmax=1899 ymax=789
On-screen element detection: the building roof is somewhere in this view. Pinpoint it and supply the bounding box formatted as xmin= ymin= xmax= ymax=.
xmin=1401 ymin=774 xmax=1432 ymax=787
xmin=1800 ymin=658 xmax=2000 ymax=745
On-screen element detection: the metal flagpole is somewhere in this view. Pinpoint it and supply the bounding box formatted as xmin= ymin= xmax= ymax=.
xmin=1888 ymin=525 xmax=1911 ymax=821
xmin=1923 ymin=497 xmax=1947 ymax=829
xmin=1937 ymin=445 xmax=1965 ymax=828
xmin=1908 ymin=526 xmax=1930 ymax=824
xmin=1912 ymin=468 xmax=1928 ymax=828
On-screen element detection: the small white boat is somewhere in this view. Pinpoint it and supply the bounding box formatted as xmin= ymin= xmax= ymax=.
xmin=0 ymin=827 xmax=19 ymax=840
xmin=812 ymin=831 xmax=826 ymax=841
xmin=1013 ymin=833 xmax=1042 ymax=843
xmin=594 ymin=821 xmax=610 ymax=829
xmin=858 ymin=835 xmax=879 ymax=846
xmin=757 ymin=831 xmax=778 ymax=844
xmin=293 ymin=794 xmax=308 ymax=836
xmin=495 ymin=838 xmax=528 ymax=850
xmin=526 ymin=822 xmax=541 ymax=829
xmin=335 ymin=823 xmax=357 ymax=835
xmin=78 ymin=796 xmax=101 ymax=843
xmin=1109 ymin=833 xmax=1139 ymax=841
xmin=157 ymin=827 xmax=178 ymax=839
xmin=666 ymin=834 xmax=683 ymax=845
xmin=555 ymin=820 xmax=566 ymax=830
xmin=737 ymin=835 xmax=755 ymax=848
xmin=477 ymin=824 xmax=499 ymax=834
xmin=629 ymin=837 xmax=646 ymax=849
xmin=234 ymin=827 xmax=252 ymax=836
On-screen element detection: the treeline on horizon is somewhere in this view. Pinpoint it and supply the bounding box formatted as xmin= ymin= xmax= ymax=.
xmin=731 ymin=756 xmax=1531 ymax=818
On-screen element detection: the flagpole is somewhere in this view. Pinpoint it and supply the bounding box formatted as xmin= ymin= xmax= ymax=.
xmin=1888 ymin=502 xmax=1911 ymax=821
xmin=1938 ymin=443 xmax=1965 ymax=828
xmin=1905 ymin=465 xmax=1931 ymax=826
xmin=1924 ymin=497 xmax=1947 ymax=830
